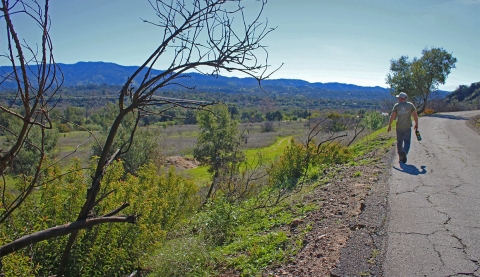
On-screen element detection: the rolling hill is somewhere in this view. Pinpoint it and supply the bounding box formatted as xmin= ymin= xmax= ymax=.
xmin=0 ymin=61 xmax=451 ymax=101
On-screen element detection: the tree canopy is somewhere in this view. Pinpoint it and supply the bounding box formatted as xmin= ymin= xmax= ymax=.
xmin=386 ymin=47 xmax=457 ymax=113
xmin=193 ymin=105 xmax=246 ymax=203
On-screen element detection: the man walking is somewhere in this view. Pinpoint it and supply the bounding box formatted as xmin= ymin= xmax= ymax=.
xmin=387 ymin=92 xmax=419 ymax=163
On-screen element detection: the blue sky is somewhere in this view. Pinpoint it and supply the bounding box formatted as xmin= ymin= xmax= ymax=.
xmin=4 ymin=0 xmax=480 ymax=91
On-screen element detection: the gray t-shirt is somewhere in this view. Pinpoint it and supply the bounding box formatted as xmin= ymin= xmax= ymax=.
xmin=392 ymin=102 xmax=416 ymax=130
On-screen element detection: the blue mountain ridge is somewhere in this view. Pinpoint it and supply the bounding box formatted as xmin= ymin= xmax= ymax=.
xmin=0 ymin=61 xmax=450 ymax=99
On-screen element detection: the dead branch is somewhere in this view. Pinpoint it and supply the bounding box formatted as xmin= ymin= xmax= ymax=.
xmin=0 ymin=215 xmax=137 ymax=257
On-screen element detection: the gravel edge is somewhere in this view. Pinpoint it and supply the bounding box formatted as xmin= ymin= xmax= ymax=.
xmin=330 ymin=147 xmax=395 ymax=277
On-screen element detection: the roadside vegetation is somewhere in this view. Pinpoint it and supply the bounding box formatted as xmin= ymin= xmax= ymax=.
xmin=1 ymin=100 xmax=394 ymax=276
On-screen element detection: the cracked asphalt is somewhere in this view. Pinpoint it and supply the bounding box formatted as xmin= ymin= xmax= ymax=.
xmin=384 ymin=110 xmax=480 ymax=276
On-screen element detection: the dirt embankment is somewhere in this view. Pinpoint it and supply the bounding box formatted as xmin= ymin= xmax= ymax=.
xmin=263 ymin=145 xmax=395 ymax=277
xmin=164 ymin=156 xmax=200 ymax=169
xmin=164 ymin=142 xmax=395 ymax=276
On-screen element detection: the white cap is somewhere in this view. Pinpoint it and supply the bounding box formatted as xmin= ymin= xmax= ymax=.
xmin=396 ymin=92 xmax=408 ymax=99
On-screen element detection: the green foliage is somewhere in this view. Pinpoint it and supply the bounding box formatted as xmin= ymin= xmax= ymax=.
xmin=183 ymin=109 xmax=198 ymax=124
xmin=363 ymin=111 xmax=384 ymax=131
xmin=222 ymin=231 xmax=289 ymax=277
xmin=326 ymin=111 xmax=350 ymax=132
xmin=91 ymin=104 xmax=163 ymax=175
xmin=148 ymin=195 xmax=305 ymax=277
xmin=64 ymin=106 xmax=86 ymax=128
xmin=313 ymin=141 xmax=352 ymax=165
xmin=262 ymin=121 xmax=275 ymax=132
xmin=0 ymin=159 xmax=198 ymax=276
xmin=386 ymin=47 xmax=457 ymax=113
xmin=266 ymin=110 xmax=283 ymax=121
xmin=240 ymin=108 xmax=265 ymax=122
xmin=267 ymin=139 xmax=307 ymax=191
xmin=119 ymin=128 xmax=164 ymax=175
xmin=3 ymin=117 xmax=58 ymax=176
xmin=196 ymin=198 xmax=240 ymax=246
xmin=329 ymin=120 xmax=347 ymax=132
xmin=147 ymin=236 xmax=212 ymax=277
xmin=82 ymin=123 xmax=103 ymax=131
xmin=148 ymin=198 xmax=241 ymax=277
xmin=1 ymin=107 xmax=390 ymax=277
xmin=213 ymin=198 xmax=313 ymax=277
xmin=193 ymin=105 xmax=246 ymax=200
xmin=1 ymin=252 xmax=38 ymax=277
xmin=194 ymin=105 xmax=244 ymax=171
xmin=327 ymin=111 xmax=341 ymax=120
xmin=267 ymin=139 xmax=351 ymax=191
xmin=445 ymin=82 xmax=480 ymax=103
xmin=57 ymin=123 xmax=72 ymax=133
xmin=351 ymin=126 xmax=396 ymax=161
xmin=87 ymin=102 xmax=119 ymax=129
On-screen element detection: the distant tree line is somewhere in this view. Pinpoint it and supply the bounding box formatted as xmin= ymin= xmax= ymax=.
xmin=0 ymin=84 xmax=385 ymax=112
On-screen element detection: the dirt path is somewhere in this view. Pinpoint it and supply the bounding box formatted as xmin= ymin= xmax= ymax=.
xmin=277 ymin=137 xmax=289 ymax=145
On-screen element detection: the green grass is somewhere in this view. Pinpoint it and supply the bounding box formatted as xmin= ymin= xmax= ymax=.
xmin=182 ymin=136 xmax=293 ymax=185
xmin=351 ymin=126 xmax=395 ymax=159
xmin=2 ymin=174 xmax=16 ymax=192
xmin=353 ymin=171 xmax=362 ymax=177
xmin=56 ymin=131 xmax=96 ymax=165
xmin=181 ymin=164 xmax=211 ymax=184
xmin=244 ymin=136 xmax=292 ymax=165
xmin=214 ymin=200 xmax=316 ymax=276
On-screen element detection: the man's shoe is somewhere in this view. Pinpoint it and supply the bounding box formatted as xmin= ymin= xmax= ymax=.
xmin=399 ymin=151 xmax=407 ymax=163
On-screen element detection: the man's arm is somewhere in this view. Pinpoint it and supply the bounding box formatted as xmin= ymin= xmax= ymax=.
xmin=412 ymin=110 xmax=419 ymax=130
xmin=388 ymin=111 xmax=396 ymax=132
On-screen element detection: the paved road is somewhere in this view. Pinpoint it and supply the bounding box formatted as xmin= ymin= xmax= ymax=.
xmin=384 ymin=110 xmax=480 ymax=276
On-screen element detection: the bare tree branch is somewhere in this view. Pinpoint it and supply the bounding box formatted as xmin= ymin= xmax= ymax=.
xmin=0 ymin=215 xmax=137 ymax=257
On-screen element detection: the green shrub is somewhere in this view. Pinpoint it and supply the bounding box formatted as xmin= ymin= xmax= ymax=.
xmin=267 ymin=139 xmax=307 ymax=191
xmin=313 ymin=141 xmax=352 ymax=165
xmin=57 ymin=123 xmax=71 ymax=133
xmin=195 ymin=198 xmax=239 ymax=246
xmin=0 ymin=160 xmax=198 ymax=276
xmin=148 ymin=236 xmax=212 ymax=277
xmin=1 ymin=252 xmax=38 ymax=277
xmin=363 ymin=111 xmax=384 ymax=131
xmin=267 ymin=139 xmax=351 ymax=191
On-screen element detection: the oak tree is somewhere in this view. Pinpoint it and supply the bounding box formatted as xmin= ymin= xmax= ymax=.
xmin=386 ymin=47 xmax=457 ymax=113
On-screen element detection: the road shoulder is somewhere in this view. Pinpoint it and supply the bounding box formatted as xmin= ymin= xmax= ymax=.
xmin=330 ymin=147 xmax=395 ymax=276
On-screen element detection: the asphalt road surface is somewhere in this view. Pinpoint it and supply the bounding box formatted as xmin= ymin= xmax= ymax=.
xmin=384 ymin=110 xmax=480 ymax=276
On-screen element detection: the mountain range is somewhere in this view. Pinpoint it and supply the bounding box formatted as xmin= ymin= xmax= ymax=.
xmin=0 ymin=61 xmax=450 ymax=100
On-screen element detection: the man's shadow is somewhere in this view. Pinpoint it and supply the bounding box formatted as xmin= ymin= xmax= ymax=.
xmin=393 ymin=163 xmax=427 ymax=175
